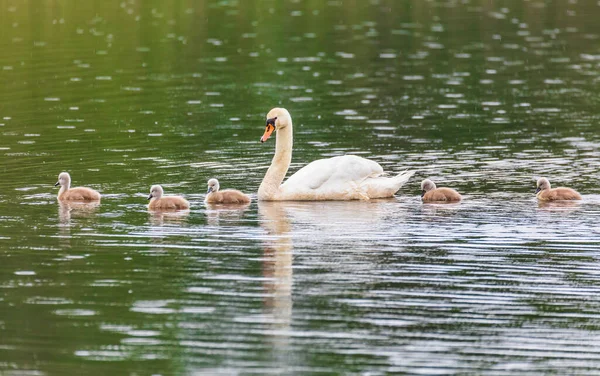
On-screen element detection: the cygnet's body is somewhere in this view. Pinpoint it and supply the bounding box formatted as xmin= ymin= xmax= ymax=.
xmin=421 ymin=179 xmax=462 ymax=202
xmin=536 ymin=177 xmax=581 ymax=201
xmin=147 ymin=185 xmax=190 ymax=210
xmin=205 ymin=179 xmax=251 ymax=204
xmin=55 ymin=172 xmax=101 ymax=201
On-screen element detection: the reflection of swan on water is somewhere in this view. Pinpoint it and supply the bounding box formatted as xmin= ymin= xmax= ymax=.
xmin=257 ymin=199 xmax=406 ymax=359
xmin=265 ymin=200 xmax=400 ymax=237
xmin=257 ymin=108 xmax=414 ymax=201
xmin=257 ymin=199 xmax=401 ymax=306
xmin=258 ymin=202 xmax=293 ymax=355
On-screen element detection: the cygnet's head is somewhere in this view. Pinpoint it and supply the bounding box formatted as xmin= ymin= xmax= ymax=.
xmin=207 ymin=178 xmax=220 ymax=194
xmin=55 ymin=172 xmax=71 ymax=188
xmin=261 ymin=107 xmax=292 ymax=143
xmin=421 ymin=179 xmax=437 ymax=196
xmin=148 ymin=185 xmax=164 ymax=200
xmin=536 ymin=177 xmax=551 ymax=193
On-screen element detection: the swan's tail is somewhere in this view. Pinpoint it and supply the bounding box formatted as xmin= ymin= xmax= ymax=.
xmin=392 ymin=170 xmax=415 ymax=192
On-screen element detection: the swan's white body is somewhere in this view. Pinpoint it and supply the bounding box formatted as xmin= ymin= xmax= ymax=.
xmin=258 ymin=108 xmax=414 ymax=201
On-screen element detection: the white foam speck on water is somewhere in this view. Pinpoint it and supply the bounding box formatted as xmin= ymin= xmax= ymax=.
xmin=14 ymin=270 xmax=36 ymax=276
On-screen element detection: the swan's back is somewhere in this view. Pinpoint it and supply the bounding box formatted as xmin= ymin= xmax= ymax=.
xmin=279 ymin=155 xmax=413 ymax=200
xmin=282 ymin=155 xmax=383 ymax=189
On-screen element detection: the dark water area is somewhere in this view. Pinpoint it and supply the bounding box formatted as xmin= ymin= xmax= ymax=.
xmin=1 ymin=0 xmax=600 ymax=374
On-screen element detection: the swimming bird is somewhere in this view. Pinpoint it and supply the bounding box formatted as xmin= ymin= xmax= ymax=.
xmin=421 ymin=179 xmax=462 ymax=202
xmin=205 ymin=178 xmax=251 ymax=204
xmin=258 ymin=107 xmax=414 ymax=200
xmin=536 ymin=177 xmax=581 ymax=201
xmin=55 ymin=172 xmax=101 ymax=201
xmin=147 ymin=185 xmax=190 ymax=210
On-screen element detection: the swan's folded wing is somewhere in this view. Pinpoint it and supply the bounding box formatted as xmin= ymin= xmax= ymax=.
xmin=281 ymin=155 xmax=384 ymax=192
xmin=281 ymin=158 xmax=334 ymax=190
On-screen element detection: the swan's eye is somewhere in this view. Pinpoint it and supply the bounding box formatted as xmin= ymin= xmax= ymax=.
xmin=266 ymin=117 xmax=277 ymax=127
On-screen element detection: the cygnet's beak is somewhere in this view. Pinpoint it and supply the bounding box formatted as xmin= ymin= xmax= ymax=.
xmin=535 ymin=187 xmax=541 ymax=194
xmin=207 ymin=187 xmax=213 ymax=194
xmin=147 ymin=193 xmax=153 ymax=200
xmin=260 ymin=119 xmax=276 ymax=143
xmin=421 ymin=190 xmax=426 ymax=197
xmin=54 ymin=181 xmax=60 ymax=187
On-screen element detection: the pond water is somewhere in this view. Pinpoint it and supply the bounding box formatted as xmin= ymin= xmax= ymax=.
xmin=1 ymin=0 xmax=600 ymax=374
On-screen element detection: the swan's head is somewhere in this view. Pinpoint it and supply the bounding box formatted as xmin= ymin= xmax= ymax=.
xmin=421 ymin=179 xmax=436 ymax=197
xmin=148 ymin=185 xmax=164 ymax=200
xmin=536 ymin=177 xmax=550 ymax=193
xmin=261 ymin=107 xmax=292 ymax=143
xmin=55 ymin=172 xmax=71 ymax=188
xmin=207 ymin=178 xmax=220 ymax=194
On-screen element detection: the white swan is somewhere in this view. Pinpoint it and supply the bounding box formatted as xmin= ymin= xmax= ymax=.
xmin=257 ymin=108 xmax=414 ymax=201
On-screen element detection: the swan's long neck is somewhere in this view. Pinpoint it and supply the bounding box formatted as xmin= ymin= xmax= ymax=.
xmin=258 ymin=123 xmax=293 ymax=200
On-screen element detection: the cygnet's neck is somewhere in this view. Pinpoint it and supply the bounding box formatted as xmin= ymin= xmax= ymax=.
xmin=59 ymin=181 xmax=71 ymax=196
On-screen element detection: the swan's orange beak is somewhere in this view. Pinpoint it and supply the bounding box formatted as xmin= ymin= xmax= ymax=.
xmin=260 ymin=118 xmax=276 ymax=143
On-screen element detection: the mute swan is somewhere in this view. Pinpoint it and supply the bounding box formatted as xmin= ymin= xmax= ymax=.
xmin=205 ymin=178 xmax=251 ymax=204
xmin=258 ymin=108 xmax=414 ymax=200
xmin=147 ymin=185 xmax=190 ymax=210
xmin=421 ymin=179 xmax=462 ymax=202
xmin=55 ymin=172 xmax=101 ymax=201
xmin=536 ymin=177 xmax=581 ymax=201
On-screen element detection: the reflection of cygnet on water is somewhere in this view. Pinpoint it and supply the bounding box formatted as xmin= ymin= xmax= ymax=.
xmin=58 ymin=201 xmax=101 ymax=248
xmin=148 ymin=209 xmax=190 ymax=226
xmin=205 ymin=202 xmax=250 ymax=226
xmin=58 ymin=200 xmax=101 ymax=223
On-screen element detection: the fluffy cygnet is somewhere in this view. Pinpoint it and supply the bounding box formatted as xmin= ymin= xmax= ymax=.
xmin=421 ymin=179 xmax=462 ymax=202
xmin=147 ymin=185 xmax=190 ymax=210
xmin=55 ymin=172 xmax=101 ymax=201
xmin=205 ymin=178 xmax=251 ymax=204
xmin=536 ymin=177 xmax=581 ymax=201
